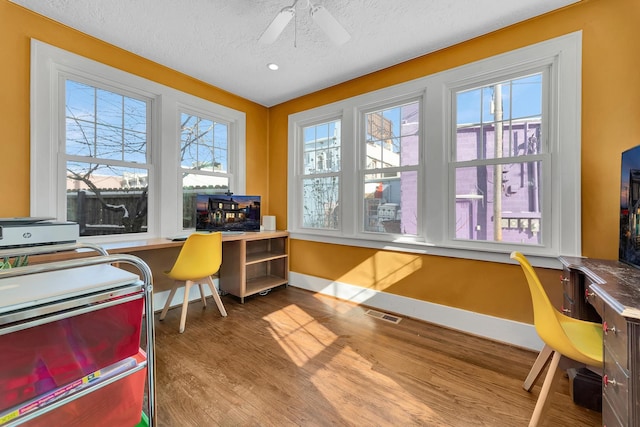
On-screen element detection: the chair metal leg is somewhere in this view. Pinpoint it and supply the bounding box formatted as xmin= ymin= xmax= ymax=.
xmin=159 ymin=283 xmax=179 ymax=321
xmin=528 ymin=350 xmax=563 ymax=427
xmin=179 ymin=280 xmax=194 ymax=333
xmin=205 ymin=276 xmax=227 ymax=317
xmin=524 ymin=344 xmax=553 ymax=391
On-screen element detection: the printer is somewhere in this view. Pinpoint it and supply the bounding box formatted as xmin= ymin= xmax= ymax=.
xmin=0 ymin=218 xmax=79 ymax=248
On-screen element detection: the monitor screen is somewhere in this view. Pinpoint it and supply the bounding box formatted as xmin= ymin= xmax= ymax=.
xmin=620 ymin=145 xmax=640 ymax=268
xmin=195 ymin=194 xmax=261 ymax=232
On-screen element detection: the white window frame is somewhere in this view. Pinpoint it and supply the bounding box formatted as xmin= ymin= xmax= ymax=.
xmin=30 ymin=39 xmax=246 ymax=243
xmin=357 ymin=95 xmax=424 ymax=240
xmin=290 ymin=108 xmax=348 ymax=237
xmin=288 ymin=32 xmax=582 ymax=266
xmin=298 ymin=117 xmax=343 ymax=232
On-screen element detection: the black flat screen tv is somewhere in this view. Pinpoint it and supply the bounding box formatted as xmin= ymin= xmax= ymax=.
xmin=195 ymin=194 xmax=261 ymax=233
xmin=619 ymin=145 xmax=640 ymax=268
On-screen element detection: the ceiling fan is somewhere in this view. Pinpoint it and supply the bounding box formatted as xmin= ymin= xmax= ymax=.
xmin=258 ymin=0 xmax=350 ymax=46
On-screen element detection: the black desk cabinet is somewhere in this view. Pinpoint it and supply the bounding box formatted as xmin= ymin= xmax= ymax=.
xmin=559 ymin=256 xmax=640 ymax=427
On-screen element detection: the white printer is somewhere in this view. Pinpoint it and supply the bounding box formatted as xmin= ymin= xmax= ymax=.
xmin=0 ymin=218 xmax=79 ymax=248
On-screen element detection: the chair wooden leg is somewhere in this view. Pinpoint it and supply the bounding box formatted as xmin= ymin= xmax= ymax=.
xmin=524 ymin=344 xmax=553 ymax=391
xmin=159 ymin=283 xmax=179 ymax=321
xmin=179 ymin=280 xmax=194 ymax=333
xmin=205 ymin=276 xmax=227 ymax=317
xmin=198 ymin=283 xmax=207 ymax=307
xmin=529 ymin=350 xmax=563 ymax=427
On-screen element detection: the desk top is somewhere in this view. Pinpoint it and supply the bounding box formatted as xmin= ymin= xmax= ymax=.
xmin=101 ymin=230 xmax=289 ymax=254
xmin=559 ymin=256 xmax=640 ymax=321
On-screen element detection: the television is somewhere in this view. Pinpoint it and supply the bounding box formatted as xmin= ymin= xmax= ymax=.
xmin=619 ymin=145 xmax=640 ymax=268
xmin=195 ymin=194 xmax=261 ymax=233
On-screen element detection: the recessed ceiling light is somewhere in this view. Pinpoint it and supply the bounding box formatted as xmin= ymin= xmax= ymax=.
xmin=267 ymin=63 xmax=279 ymax=71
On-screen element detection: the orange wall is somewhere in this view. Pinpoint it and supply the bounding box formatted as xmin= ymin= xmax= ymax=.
xmin=0 ymin=0 xmax=269 ymax=217
xmin=270 ymin=0 xmax=640 ymax=323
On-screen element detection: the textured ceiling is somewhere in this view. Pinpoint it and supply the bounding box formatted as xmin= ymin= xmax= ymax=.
xmin=12 ymin=0 xmax=579 ymax=107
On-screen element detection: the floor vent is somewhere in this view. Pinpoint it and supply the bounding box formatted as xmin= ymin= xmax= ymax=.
xmin=364 ymin=309 xmax=402 ymax=324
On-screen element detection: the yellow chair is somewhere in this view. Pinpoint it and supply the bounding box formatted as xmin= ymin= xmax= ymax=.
xmin=159 ymin=232 xmax=227 ymax=333
xmin=510 ymin=251 xmax=602 ymax=427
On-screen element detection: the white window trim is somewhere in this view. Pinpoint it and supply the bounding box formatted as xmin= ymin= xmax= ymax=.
xmin=356 ymin=93 xmax=425 ymax=242
xmin=30 ymin=39 xmax=246 ymax=242
xmin=288 ymin=32 xmax=581 ymax=268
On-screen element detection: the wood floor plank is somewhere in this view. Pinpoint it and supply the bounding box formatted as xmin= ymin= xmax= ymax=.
xmin=152 ymin=286 xmax=601 ymax=426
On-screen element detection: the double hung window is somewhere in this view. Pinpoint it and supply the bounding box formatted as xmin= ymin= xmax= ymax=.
xmin=362 ymin=101 xmax=420 ymax=236
xmin=64 ymin=78 xmax=151 ymax=235
xmin=452 ymin=72 xmax=546 ymax=245
xmin=300 ymin=120 xmax=341 ymax=230
xmin=31 ymin=40 xmax=246 ymax=240
xmin=289 ymin=33 xmax=582 ymax=260
xmin=179 ymin=111 xmax=232 ymax=229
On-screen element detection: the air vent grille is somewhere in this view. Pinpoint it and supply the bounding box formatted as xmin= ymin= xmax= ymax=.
xmin=364 ymin=309 xmax=402 ymax=324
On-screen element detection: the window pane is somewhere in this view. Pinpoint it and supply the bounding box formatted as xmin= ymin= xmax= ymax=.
xmin=512 ymin=74 xmax=543 ymax=119
xmin=66 ymin=80 xmax=95 ymax=122
xmin=66 ymin=117 xmax=95 ymax=157
xmin=66 ymin=161 xmax=148 ymax=236
xmin=180 ymin=113 xmax=229 ymax=173
xmin=365 ymin=101 xmax=419 ymax=168
xmin=456 ymin=74 xmax=542 ymax=161
xmin=456 ymin=121 xmax=542 ymax=161
xmin=455 ymin=162 xmax=542 ymax=244
xmin=363 ymin=171 xmax=418 ymax=234
xmin=65 ymin=79 xmax=148 ymax=163
xmin=95 ymin=123 xmax=123 ymax=159
xmin=303 ymin=120 xmax=341 ymax=174
xmin=302 ymin=177 xmax=339 ymax=229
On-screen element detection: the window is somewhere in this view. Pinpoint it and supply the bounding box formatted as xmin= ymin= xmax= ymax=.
xmin=179 ymin=111 xmax=232 ymax=229
xmin=31 ymin=40 xmax=246 ymax=241
xmin=289 ymin=33 xmax=582 ymax=260
xmin=362 ymin=101 xmax=420 ymax=235
xmin=64 ymin=79 xmax=151 ymax=236
xmin=452 ymin=73 xmax=546 ymax=245
xmin=301 ymin=120 xmax=341 ymax=230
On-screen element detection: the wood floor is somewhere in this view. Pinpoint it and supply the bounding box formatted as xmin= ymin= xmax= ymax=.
xmin=151 ymin=286 xmax=601 ymax=427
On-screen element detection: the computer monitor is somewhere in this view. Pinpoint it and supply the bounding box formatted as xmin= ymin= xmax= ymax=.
xmin=195 ymin=194 xmax=261 ymax=232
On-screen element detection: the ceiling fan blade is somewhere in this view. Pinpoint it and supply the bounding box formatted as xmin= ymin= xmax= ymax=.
xmin=258 ymin=6 xmax=295 ymax=44
xmin=309 ymin=5 xmax=350 ymax=45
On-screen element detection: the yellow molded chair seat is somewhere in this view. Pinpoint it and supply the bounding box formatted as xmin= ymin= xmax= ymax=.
xmin=510 ymin=251 xmax=602 ymax=427
xmin=159 ymin=232 xmax=227 ymax=333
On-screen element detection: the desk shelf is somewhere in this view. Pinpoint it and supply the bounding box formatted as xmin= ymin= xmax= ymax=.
xmin=246 ymin=275 xmax=289 ymax=295
xmin=220 ymin=231 xmax=289 ymax=303
xmin=246 ymin=251 xmax=287 ymax=265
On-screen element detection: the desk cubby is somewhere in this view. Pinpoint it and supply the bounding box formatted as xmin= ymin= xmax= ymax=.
xmin=219 ymin=231 xmax=289 ymax=303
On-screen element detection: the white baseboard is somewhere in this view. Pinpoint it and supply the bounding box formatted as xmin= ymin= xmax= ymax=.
xmin=289 ymin=272 xmax=543 ymax=352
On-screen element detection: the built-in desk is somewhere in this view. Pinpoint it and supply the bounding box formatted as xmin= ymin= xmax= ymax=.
xmin=32 ymin=231 xmax=289 ymax=305
xmin=103 ymin=231 xmax=290 ymax=304
xmin=559 ymin=256 xmax=640 ymax=427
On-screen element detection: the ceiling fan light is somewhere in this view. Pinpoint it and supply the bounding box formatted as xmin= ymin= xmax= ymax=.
xmin=258 ymin=6 xmax=295 ymax=44
xmin=310 ymin=5 xmax=350 ymax=45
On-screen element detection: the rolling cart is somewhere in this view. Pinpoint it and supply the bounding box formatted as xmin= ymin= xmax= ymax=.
xmin=0 ymin=243 xmax=156 ymax=427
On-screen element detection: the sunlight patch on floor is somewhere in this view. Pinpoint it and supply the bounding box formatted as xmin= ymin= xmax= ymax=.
xmin=264 ymin=304 xmax=337 ymax=367
xmin=263 ymin=304 xmax=443 ymax=424
xmin=309 ymin=344 xmax=444 ymax=424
